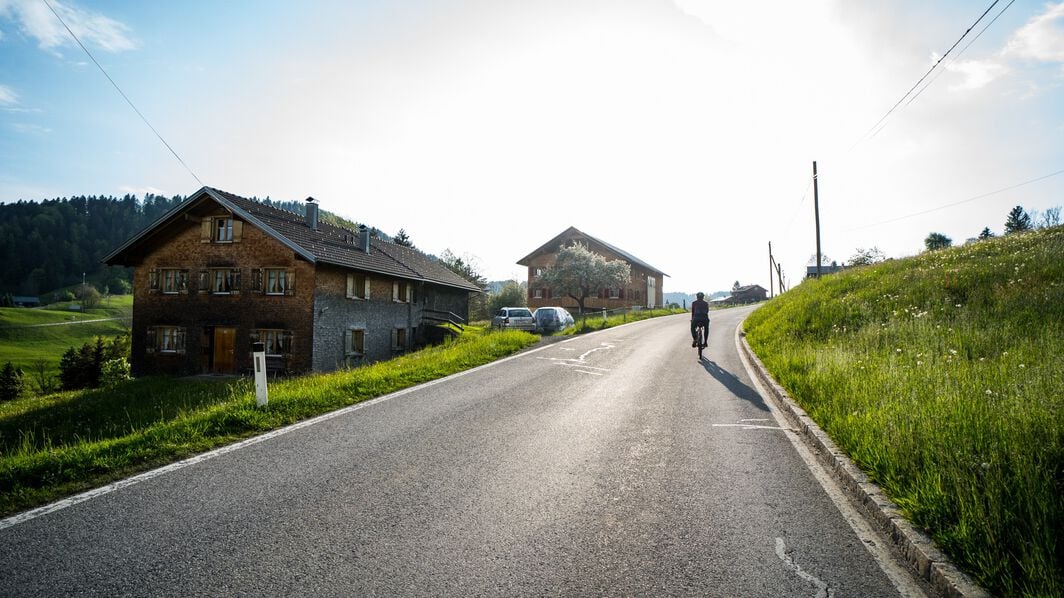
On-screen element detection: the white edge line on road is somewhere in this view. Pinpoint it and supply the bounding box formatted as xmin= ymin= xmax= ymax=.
xmin=0 ymin=336 xmax=576 ymax=531
xmin=734 ymin=321 xmax=929 ymax=598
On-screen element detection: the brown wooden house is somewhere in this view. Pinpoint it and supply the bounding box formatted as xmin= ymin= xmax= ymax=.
xmin=517 ymin=226 xmax=667 ymax=312
xmin=104 ymin=187 xmax=481 ymax=377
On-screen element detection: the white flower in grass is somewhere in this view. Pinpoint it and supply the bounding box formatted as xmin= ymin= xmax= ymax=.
xmin=896 ymin=348 xmax=902 ymax=353
xmin=949 ymin=349 xmax=958 ymax=355
xmin=955 ymin=304 xmax=962 ymax=308
xmin=917 ymin=361 xmax=923 ymax=366
xmin=985 ymin=389 xmax=993 ymax=396
xmin=1019 ymin=364 xmax=1026 ymax=369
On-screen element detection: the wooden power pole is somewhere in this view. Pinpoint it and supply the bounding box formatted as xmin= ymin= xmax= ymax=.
xmin=813 ymin=160 xmax=822 ymax=279
xmin=768 ymin=241 xmax=774 ymax=298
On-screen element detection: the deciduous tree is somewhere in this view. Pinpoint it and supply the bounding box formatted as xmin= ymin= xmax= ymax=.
xmin=534 ymin=243 xmax=631 ymax=314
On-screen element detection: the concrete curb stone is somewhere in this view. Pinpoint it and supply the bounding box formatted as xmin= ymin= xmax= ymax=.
xmin=738 ymin=332 xmax=991 ymax=598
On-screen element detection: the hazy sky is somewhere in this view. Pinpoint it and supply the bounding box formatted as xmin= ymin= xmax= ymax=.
xmin=2 ymin=0 xmax=1062 ymax=294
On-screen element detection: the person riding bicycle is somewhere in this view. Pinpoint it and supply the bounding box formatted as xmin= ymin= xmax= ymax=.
xmin=691 ymin=292 xmax=710 ymax=347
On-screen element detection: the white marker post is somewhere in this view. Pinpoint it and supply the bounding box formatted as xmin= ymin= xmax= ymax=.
xmin=251 ymin=342 xmax=268 ymax=407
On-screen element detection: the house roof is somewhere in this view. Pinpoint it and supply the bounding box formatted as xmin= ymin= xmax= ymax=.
xmin=516 ymin=226 xmax=667 ymax=276
xmin=103 ymin=187 xmax=482 ymax=293
xmin=734 ymin=285 xmax=766 ymax=293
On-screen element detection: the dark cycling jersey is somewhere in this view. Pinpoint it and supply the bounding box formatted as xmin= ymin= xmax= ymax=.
xmin=691 ymin=299 xmax=710 ymax=319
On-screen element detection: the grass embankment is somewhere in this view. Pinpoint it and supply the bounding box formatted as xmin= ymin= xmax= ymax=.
xmin=744 ymin=227 xmax=1062 ymax=597
xmin=0 ymin=328 xmax=539 ymax=518
xmin=0 ymin=295 xmax=132 ymax=376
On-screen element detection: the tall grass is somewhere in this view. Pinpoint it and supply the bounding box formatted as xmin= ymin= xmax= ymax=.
xmin=0 ymin=328 xmax=538 ymax=517
xmin=744 ymin=227 xmax=1063 ymax=597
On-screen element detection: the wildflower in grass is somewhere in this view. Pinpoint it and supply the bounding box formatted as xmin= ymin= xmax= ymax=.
xmin=1019 ymin=364 xmax=1025 ymax=369
xmin=985 ymin=389 xmax=993 ymax=396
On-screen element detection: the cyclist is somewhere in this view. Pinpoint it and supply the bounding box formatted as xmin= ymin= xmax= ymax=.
xmin=691 ymin=292 xmax=710 ymax=347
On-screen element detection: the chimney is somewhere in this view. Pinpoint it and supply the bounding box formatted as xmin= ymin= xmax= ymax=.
xmin=305 ymin=197 xmax=319 ymax=230
xmin=359 ymin=225 xmax=370 ymax=253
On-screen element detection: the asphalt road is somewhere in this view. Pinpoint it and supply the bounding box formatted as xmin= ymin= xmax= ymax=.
xmin=0 ymin=307 xmax=923 ymax=597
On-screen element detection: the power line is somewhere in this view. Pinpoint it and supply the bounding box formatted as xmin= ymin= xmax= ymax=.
xmin=842 ymin=167 xmax=1064 ymax=232
xmin=906 ymin=0 xmax=1016 ymax=108
xmin=858 ymin=0 xmax=1001 ymax=142
xmin=42 ymin=0 xmax=204 ymax=187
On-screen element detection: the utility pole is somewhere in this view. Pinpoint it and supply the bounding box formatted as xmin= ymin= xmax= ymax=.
xmin=776 ymin=261 xmax=784 ymax=294
xmin=768 ymin=241 xmax=774 ymax=298
xmin=813 ymin=161 xmax=822 ymax=279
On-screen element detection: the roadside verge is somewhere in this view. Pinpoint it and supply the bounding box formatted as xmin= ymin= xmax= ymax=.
xmin=737 ymin=327 xmax=989 ymax=598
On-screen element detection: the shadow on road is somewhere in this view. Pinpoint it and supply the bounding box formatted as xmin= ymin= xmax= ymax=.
xmin=700 ymin=358 xmax=769 ymax=412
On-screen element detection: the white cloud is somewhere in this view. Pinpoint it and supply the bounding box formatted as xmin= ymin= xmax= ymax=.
xmin=1006 ymin=2 xmax=1064 ymax=63
xmin=945 ymin=57 xmax=1009 ymax=91
xmin=0 ymin=84 xmax=17 ymax=105
xmin=0 ymin=0 xmax=136 ymax=54
xmin=118 ymin=185 xmax=168 ymax=197
xmin=11 ymin=122 xmax=51 ymax=134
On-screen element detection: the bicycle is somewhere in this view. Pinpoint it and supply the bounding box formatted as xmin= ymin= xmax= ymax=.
xmin=693 ymin=320 xmax=708 ymax=360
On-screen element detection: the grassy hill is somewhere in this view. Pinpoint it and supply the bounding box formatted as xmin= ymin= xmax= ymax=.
xmin=744 ymin=227 xmax=1062 ymax=597
xmin=0 ymin=295 xmax=132 ymax=379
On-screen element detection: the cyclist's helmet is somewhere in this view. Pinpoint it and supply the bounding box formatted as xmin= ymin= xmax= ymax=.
xmin=696 ymin=292 xmax=705 ymax=299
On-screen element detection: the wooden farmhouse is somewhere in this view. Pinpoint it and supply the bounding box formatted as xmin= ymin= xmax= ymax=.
xmin=104 ymin=187 xmax=481 ymax=377
xmin=517 ymin=226 xmax=667 ymax=312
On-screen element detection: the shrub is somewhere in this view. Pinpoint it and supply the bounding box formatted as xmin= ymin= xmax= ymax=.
xmin=100 ymin=358 xmax=132 ymax=387
xmin=0 ymin=362 xmax=25 ymax=401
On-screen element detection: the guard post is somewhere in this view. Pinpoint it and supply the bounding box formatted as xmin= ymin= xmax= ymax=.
xmin=251 ymin=341 xmax=268 ymax=407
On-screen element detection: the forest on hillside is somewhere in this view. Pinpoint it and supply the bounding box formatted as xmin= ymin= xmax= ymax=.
xmin=0 ymin=193 xmax=368 ymax=298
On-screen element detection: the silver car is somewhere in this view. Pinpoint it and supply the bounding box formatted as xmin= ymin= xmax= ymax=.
xmin=492 ymin=307 xmax=536 ymax=331
xmin=533 ymin=306 xmax=575 ymax=332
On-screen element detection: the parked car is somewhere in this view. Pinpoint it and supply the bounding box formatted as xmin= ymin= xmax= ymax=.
xmin=492 ymin=307 xmax=536 ymax=331
xmin=533 ymin=306 xmax=575 ymax=333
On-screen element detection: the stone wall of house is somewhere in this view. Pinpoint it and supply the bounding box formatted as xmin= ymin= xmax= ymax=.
xmin=130 ymin=210 xmax=315 ymax=377
xmin=311 ymin=264 xmax=417 ymax=371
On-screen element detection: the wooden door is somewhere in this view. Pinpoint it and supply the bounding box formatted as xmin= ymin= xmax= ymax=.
xmin=212 ymin=327 xmax=236 ymax=373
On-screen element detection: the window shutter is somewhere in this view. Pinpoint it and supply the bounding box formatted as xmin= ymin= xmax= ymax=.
xmin=393 ymin=281 xmax=399 ymax=301
xmin=344 ymin=329 xmax=353 ymax=355
xmin=179 ymin=270 xmax=190 ymax=294
xmin=346 ymin=274 xmax=354 ymax=298
xmin=200 ymin=218 xmax=212 ymax=243
xmin=176 ymin=328 xmax=187 ymax=354
xmin=253 ymin=269 xmax=263 ymax=293
xmin=249 ymin=330 xmax=260 ymax=342
xmin=282 ymin=331 xmax=293 ymax=355
xmin=232 ymin=220 xmax=243 ymax=242
xmin=145 ymin=327 xmax=156 ymax=353
xmin=406 ymin=284 xmax=412 ymax=303
xmin=391 ymin=328 xmax=398 ymax=350
xmin=231 ymin=269 xmax=242 ymax=295
xmin=284 ymin=269 xmax=295 ymax=296
xmin=619 ymin=288 xmax=625 ymax=299
xmin=198 ymin=270 xmax=209 ymax=293
xmin=364 ymin=277 xmax=370 ymax=299
xmin=148 ymin=268 xmax=159 ymax=293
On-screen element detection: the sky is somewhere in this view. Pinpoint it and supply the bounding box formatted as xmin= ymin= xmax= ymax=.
xmin=1 ymin=0 xmax=1062 ymax=295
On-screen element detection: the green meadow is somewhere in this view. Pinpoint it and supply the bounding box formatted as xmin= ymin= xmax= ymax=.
xmin=0 ymin=295 xmax=132 ymax=377
xmin=744 ymin=227 xmax=1063 ymax=597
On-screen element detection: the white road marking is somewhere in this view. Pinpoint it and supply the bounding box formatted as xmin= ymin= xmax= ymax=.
xmin=775 ymin=537 xmax=835 ymax=598
xmin=739 ymin=418 xmax=770 ymax=422
xmin=573 ymin=370 xmax=603 ymax=376
xmin=736 ymin=323 xmax=929 ymax=598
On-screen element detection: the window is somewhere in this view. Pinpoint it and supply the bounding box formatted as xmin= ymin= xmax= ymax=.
xmin=214 ymin=217 xmax=233 ymax=242
xmin=346 ymin=273 xmax=369 ymax=299
xmin=533 ymin=288 xmax=543 ymax=299
xmin=146 ymin=326 xmax=186 ymax=354
xmin=265 ymin=268 xmax=288 ymax=295
xmin=161 ymin=269 xmax=188 ymax=294
xmin=393 ymin=327 xmax=407 ymax=351
xmin=208 ymin=268 xmax=241 ymax=294
xmin=609 ymin=288 xmax=620 ymax=299
xmin=345 ymin=328 xmax=365 ymax=356
xmin=393 ymin=281 xmax=412 ymax=303
xmin=254 ymin=329 xmax=292 ymax=356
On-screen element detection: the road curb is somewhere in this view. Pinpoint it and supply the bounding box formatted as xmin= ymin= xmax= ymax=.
xmin=737 ymin=331 xmax=990 ymax=598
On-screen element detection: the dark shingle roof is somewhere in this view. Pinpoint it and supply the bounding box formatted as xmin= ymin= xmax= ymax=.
xmin=105 ymin=187 xmax=481 ymax=293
